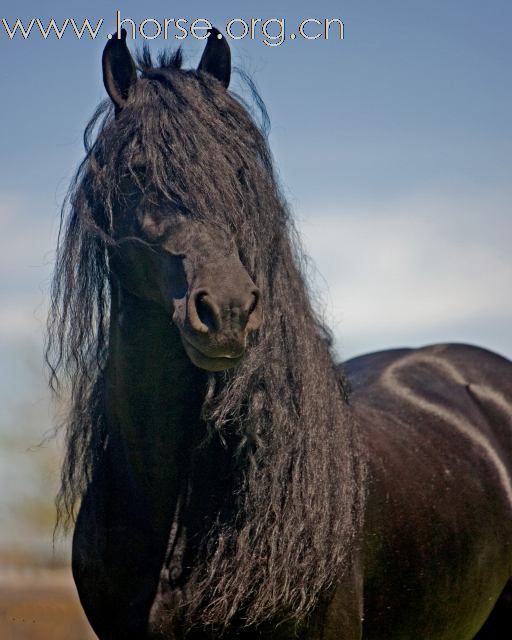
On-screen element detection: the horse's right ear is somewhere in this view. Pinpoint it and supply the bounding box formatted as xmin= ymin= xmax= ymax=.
xmin=102 ymin=28 xmax=137 ymax=113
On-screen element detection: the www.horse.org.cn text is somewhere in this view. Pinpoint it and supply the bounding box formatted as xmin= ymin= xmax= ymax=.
xmin=0 ymin=14 xmax=345 ymax=47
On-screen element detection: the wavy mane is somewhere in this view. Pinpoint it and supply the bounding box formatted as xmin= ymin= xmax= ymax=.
xmin=46 ymin=47 xmax=366 ymax=630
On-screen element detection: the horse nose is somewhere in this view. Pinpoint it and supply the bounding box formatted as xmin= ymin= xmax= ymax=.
xmin=187 ymin=287 xmax=262 ymax=335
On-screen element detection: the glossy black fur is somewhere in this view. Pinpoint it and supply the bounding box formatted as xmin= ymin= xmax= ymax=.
xmin=349 ymin=345 xmax=512 ymax=640
xmin=71 ymin=334 xmax=512 ymax=639
xmin=48 ymin=33 xmax=512 ymax=639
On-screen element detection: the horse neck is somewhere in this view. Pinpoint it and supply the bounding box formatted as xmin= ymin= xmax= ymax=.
xmin=105 ymin=282 xmax=214 ymax=533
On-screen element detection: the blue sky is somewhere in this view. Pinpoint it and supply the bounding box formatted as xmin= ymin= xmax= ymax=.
xmin=1 ymin=1 xmax=511 ymax=442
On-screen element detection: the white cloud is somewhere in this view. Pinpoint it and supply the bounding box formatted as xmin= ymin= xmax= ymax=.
xmin=0 ymin=302 xmax=47 ymax=340
xmin=0 ymin=195 xmax=56 ymax=341
xmin=0 ymin=196 xmax=57 ymax=276
xmin=297 ymin=192 xmax=512 ymax=358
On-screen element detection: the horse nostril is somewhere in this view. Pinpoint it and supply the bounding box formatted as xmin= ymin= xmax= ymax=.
xmin=189 ymin=290 xmax=221 ymax=333
xmin=247 ymin=292 xmax=258 ymax=316
xmin=245 ymin=289 xmax=262 ymax=331
xmin=197 ymin=295 xmax=217 ymax=331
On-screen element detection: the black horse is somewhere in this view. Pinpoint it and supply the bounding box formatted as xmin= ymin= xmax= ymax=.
xmin=47 ymin=29 xmax=512 ymax=639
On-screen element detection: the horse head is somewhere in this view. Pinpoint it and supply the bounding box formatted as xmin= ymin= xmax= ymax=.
xmin=102 ymin=29 xmax=262 ymax=371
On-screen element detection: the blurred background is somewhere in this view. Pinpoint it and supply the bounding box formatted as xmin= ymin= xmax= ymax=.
xmin=1 ymin=1 xmax=511 ymax=637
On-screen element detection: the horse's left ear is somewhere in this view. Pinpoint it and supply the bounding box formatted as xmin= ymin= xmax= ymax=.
xmin=102 ymin=28 xmax=137 ymax=112
xmin=198 ymin=27 xmax=231 ymax=88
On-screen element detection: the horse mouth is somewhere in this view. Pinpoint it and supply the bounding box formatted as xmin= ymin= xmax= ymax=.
xmin=181 ymin=336 xmax=244 ymax=371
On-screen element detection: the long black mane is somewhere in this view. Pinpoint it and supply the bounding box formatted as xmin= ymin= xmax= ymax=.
xmin=47 ymin=48 xmax=366 ymax=629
